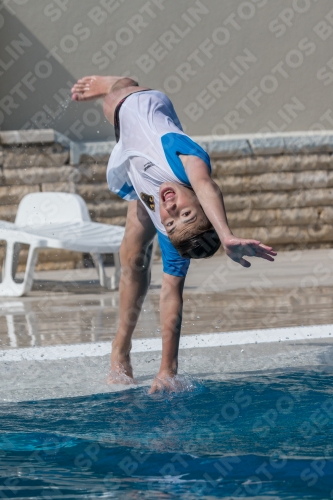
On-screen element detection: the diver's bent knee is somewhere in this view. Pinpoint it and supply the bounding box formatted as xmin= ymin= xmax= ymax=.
xmin=120 ymin=247 xmax=151 ymax=274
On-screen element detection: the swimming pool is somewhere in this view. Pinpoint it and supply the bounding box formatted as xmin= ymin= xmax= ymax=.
xmin=1 ymin=371 xmax=333 ymax=499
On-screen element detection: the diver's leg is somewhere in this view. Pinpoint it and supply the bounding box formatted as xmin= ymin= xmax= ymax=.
xmin=107 ymin=200 xmax=156 ymax=384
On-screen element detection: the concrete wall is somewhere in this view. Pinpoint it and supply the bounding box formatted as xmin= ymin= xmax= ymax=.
xmin=1 ymin=0 xmax=333 ymax=141
xmin=1 ymin=129 xmax=333 ymax=272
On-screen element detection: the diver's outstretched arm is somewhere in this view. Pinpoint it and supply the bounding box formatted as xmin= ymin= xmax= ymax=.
xmin=182 ymin=155 xmax=277 ymax=268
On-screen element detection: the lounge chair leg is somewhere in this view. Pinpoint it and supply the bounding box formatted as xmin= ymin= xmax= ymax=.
xmin=12 ymin=242 xmax=21 ymax=278
xmin=22 ymin=244 xmax=39 ymax=295
xmin=0 ymin=241 xmax=21 ymax=296
xmin=91 ymin=252 xmax=110 ymax=289
xmin=0 ymin=241 xmax=38 ymax=297
xmin=111 ymin=252 xmax=121 ymax=290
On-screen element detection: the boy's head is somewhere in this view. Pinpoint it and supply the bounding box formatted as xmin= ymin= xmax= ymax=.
xmin=159 ymin=182 xmax=221 ymax=259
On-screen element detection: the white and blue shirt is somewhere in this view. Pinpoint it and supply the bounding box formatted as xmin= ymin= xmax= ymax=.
xmin=107 ymin=90 xmax=211 ymax=277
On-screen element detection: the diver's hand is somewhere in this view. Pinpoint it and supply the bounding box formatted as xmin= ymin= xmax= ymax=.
xmin=149 ymin=374 xmax=181 ymax=394
xmin=222 ymin=236 xmax=277 ymax=268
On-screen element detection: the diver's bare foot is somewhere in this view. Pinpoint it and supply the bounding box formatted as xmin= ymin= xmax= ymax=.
xmin=106 ymin=348 xmax=136 ymax=385
xmin=71 ymin=76 xmax=121 ymax=101
xmin=106 ymin=367 xmax=136 ymax=385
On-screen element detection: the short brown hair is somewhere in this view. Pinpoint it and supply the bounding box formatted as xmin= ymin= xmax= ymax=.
xmin=169 ymin=217 xmax=221 ymax=259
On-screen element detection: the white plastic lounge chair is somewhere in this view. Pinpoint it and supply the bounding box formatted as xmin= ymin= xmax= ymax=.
xmin=0 ymin=192 xmax=125 ymax=297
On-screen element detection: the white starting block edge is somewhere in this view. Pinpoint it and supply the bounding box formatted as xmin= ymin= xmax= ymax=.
xmin=1 ymin=324 xmax=333 ymax=363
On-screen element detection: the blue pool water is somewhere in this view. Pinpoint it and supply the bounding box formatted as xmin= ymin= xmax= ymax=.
xmin=1 ymin=371 xmax=333 ymax=499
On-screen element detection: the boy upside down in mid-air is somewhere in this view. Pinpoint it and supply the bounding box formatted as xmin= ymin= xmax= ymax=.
xmin=71 ymin=76 xmax=276 ymax=393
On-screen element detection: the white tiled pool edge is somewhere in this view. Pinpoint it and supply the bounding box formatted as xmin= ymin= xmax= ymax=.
xmin=1 ymin=324 xmax=332 ymax=363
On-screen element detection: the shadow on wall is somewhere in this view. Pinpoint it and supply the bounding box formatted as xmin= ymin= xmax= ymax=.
xmin=0 ymin=7 xmax=114 ymax=141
